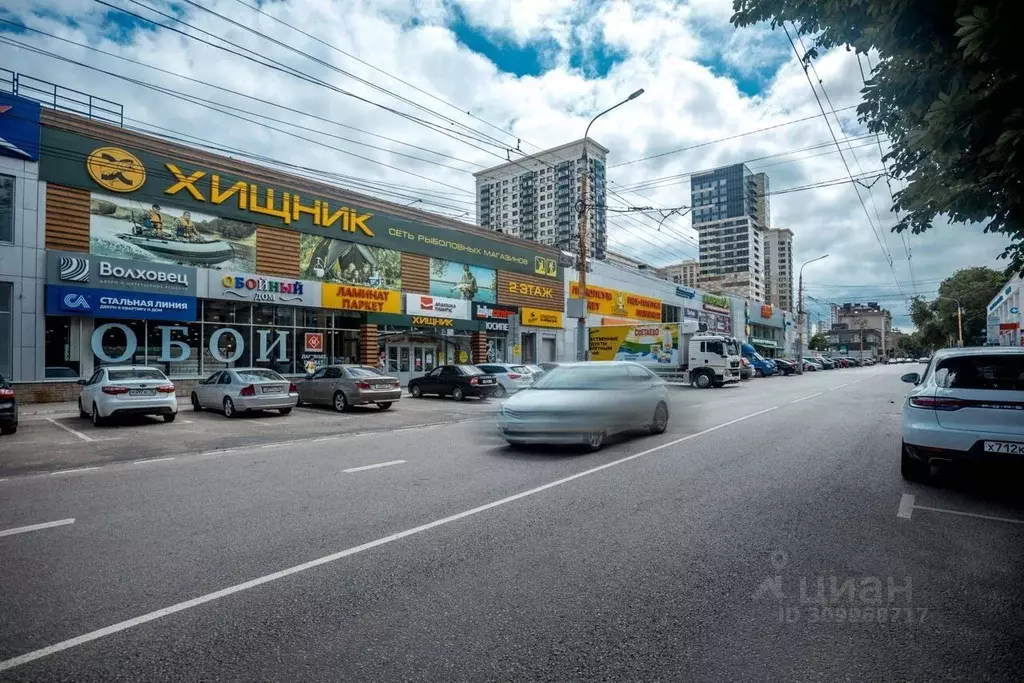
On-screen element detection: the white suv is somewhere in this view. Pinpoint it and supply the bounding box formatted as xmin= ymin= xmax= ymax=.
xmin=78 ymin=366 xmax=178 ymax=427
xmin=900 ymin=347 xmax=1024 ymax=481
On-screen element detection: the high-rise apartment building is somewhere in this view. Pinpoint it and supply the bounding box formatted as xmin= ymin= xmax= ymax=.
xmin=473 ymin=139 xmax=609 ymax=260
xmin=655 ymin=259 xmax=700 ymax=288
xmin=690 ymin=164 xmax=770 ymax=300
xmin=763 ymin=228 xmax=794 ymax=312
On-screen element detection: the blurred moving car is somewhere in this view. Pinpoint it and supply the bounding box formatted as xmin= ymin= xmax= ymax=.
xmin=477 ymin=363 xmax=534 ymax=397
xmin=192 ymin=368 xmax=298 ymax=417
xmin=296 ymin=365 xmax=401 ymax=411
xmin=900 ymin=347 xmax=1024 ymax=481
xmin=773 ymin=358 xmax=797 ymax=376
xmin=497 ymin=362 xmax=669 ymax=451
xmin=77 ymin=366 xmax=177 ymax=427
xmin=0 ymin=372 xmax=17 ymax=435
xmin=408 ymin=364 xmax=497 ymax=401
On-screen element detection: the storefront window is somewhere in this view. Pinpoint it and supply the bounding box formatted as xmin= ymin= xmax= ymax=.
xmin=487 ymin=336 xmax=507 ymax=362
xmin=662 ymin=304 xmax=681 ymax=323
xmin=148 ymin=321 xmax=202 ymax=378
xmin=0 ymin=175 xmax=14 ymax=243
xmin=203 ymin=323 xmax=252 ymax=373
xmin=44 ymin=315 xmax=81 ymax=378
xmin=0 ymin=281 xmax=12 ymax=378
xmin=92 ymin=318 xmax=147 ymax=367
xmin=302 ymin=307 xmax=331 ymax=328
xmin=251 ymin=326 xmax=293 ymax=375
xmin=203 ymin=300 xmax=251 ymax=325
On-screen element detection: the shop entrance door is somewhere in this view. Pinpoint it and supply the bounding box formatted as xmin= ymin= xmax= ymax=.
xmin=387 ymin=343 xmax=437 ymax=386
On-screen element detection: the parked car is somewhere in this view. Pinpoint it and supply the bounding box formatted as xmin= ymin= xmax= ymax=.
xmin=887 ymin=357 xmax=898 ymax=365
xmin=802 ymin=358 xmax=822 ymax=371
xmin=900 ymin=347 xmax=1024 ymax=481
xmin=408 ymin=364 xmax=498 ymax=401
xmin=77 ymin=366 xmax=177 ymax=427
xmin=497 ymin=362 xmax=670 ymax=451
xmin=537 ymin=362 xmax=560 ymax=372
xmin=739 ymin=356 xmax=752 ymax=380
xmin=524 ymin=364 xmax=548 ymax=380
xmin=864 ymin=358 xmax=877 ymax=366
xmin=0 ymin=372 xmax=17 ymax=435
xmin=773 ymin=359 xmax=797 ymax=376
xmin=295 ymin=365 xmax=401 ymax=411
xmin=918 ymin=357 xmax=930 ymax=364
xmin=477 ymin=363 xmax=535 ymax=397
xmin=741 ymin=343 xmax=775 ymax=377
xmin=192 ymin=368 xmax=298 ymax=417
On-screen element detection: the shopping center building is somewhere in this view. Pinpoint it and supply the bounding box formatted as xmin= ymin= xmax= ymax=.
xmin=0 ymin=91 xmax=565 ymax=398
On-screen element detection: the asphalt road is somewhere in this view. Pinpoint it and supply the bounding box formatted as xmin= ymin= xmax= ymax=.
xmin=2 ymin=364 xmax=1023 ymax=682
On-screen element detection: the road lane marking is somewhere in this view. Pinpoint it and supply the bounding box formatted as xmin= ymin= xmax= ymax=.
xmin=830 ymin=383 xmax=849 ymax=391
xmin=49 ymin=467 xmax=100 ymax=476
xmin=790 ymin=392 xmax=822 ymax=404
xmin=897 ymin=494 xmax=915 ymax=519
xmin=913 ymin=504 xmax=1024 ymax=526
xmin=0 ymin=405 xmax=778 ymax=673
xmin=0 ymin=518 xmax=75 ymax=538
xmin=134 ymin=457 xmax=175 ymax=465
xmin=45 ymin=418 xmax=93 ymax=442
xmin=343 ymin=459 xmax=406 ymax=473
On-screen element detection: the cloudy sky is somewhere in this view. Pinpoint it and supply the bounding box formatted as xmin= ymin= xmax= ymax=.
xmin=0 ymin=0 xmax=1011 ymax=329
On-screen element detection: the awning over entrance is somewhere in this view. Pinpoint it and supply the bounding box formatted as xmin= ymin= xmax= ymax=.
xmin=750 ymin=336 xmax=778 ymax=349
xmin=367 ymin=312 xmax=484 ymax=332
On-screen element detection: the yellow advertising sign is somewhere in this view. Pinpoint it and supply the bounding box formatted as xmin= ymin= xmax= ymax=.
xmin=588 ymin=324 xmax=681 ymax=365
xmin=322 ymin=284 xmax=401 ymax=312
xmin=521 ymin=307 xmax=563 ymax=329
xmin=569 ymin=282 xmax=662 ymax=322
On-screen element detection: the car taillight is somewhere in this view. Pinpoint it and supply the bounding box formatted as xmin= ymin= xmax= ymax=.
xmin=0 ymin=387 xmax=13 ymax=399
xmin=288 ymin=383 xmax=298 ymax=393
xmin=909 ymin=396 xmax=967 ymax=411
xmin=392 ymin=381 xmax=400 ymax=388
xmin=156 ymin=385 xmax=175 ymax=393
xmin=508 ymin=373 xmax=521 ymax=379
xmin=102 ymin=386 xmax=129 ymax=395
xmin=356 ymin=382 xmax=371 ymax=390
xmin=470 ymin=377 xmax=479 ymax=385
xmin=239 ymin=384 xmax=256 ymax=397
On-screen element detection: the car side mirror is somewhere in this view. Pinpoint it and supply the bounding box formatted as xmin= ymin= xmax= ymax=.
xmin=76 ymin=379 xmax=87 ymax=385
xmin=900 ymin=373 xmax=920 ymax=385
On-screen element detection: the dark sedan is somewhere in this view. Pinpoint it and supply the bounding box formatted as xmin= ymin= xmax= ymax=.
xmin=0 ymin=373 xmax=17 ymax=435
xmin=772 ymin=358 xmax=797 ymax=375
xmin=408 ymin=364 xmax=498 ymax=401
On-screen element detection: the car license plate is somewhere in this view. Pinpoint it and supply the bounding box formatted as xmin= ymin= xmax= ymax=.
xmin=0 ymin=401 xmax=11 ymax=409
xmin=984 ymin=441 xmax=1024 ymax=455
xmin=373 ymin=384 xmax=388 ymax=390
xmin=129 ymin=389 xmax=155 ymax=396
xmin=262 ymin=386 xmax=282 ymax=394
xmin=481 ymin=378 xmax=494 ymax=384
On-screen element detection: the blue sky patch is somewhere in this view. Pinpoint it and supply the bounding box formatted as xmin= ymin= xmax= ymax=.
xmin=447 ymin=4 xmax=558 ymax=77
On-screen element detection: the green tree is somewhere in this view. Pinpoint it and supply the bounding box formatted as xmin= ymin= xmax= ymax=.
xmin=910 ymin=266 xmax=1004 ymax=345
xmin=808 ymin=333 xmax=828 ymax=351
xmin=731 ymin=0 xmax=1023 ymax=274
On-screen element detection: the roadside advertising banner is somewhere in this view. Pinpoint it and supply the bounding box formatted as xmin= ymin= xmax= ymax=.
xmin=588 ymin=324 xmax=680 ymax=365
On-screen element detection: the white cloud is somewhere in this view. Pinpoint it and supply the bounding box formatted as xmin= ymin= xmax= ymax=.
xmin=0 ymin=0 xmax=1011 ymax=327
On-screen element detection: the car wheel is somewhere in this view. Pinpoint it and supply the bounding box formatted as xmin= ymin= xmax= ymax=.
xmin=452 ymin=386 xmax=465 ymax=401
xmin=279 ymin=407 xmax=293 ymax=415
xmin=78 ymin=398 xmax=89 ymax=419
xmin=333 ymin=391 xmax=349 ymax=412
xmin=900 ymin=442 xmax=929 ymax=482
xmin=223 ymin=397 xmax=236 ymax=418
xmin=650 ymin=402 xmax=669 ymax=434
xmin=410 ymin=385 xmax=422 ymax=398
xmin=163 ymin=413 xmax=177 ymax=423
xmin=0 ymin=425 xmax=16 ymax=435
xmin=587 ymin=431 xmax=605 ymax=451
xmin=377 ymin=402 xmax=392 ymax=410
xmin=694 ymin=371 xmax=713 ymax=389
xmin=91 ymin=402 xmax=104 ymax=427
xmin=493 ymin=384 xmax=508 ymax=398
xmin=191 ymin=393 xmax=202 ymax=412
xmin=754 ymin=368 xmax=763 ymax=378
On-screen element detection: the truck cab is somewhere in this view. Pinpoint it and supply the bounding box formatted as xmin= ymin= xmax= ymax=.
xmin=741 ymin=343 xmax=776 ymax=377
xmin=686 ymin=333 xmax=742 ymax=388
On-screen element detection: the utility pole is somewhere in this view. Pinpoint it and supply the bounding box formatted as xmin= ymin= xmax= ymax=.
xmin=795 ymin=254 xmax=828 ymax=374
xmin=573 ymin=88 xmax=645 ymax=361
xmin=935 ymin=296 xmax=964 ymax=347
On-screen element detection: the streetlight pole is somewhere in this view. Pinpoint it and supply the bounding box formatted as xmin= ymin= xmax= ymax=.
xmin=575 ymin=88 xmax=645 ymax=361
xmin=795 ymin=254 xmax=829 ymax=374
xmin=935 ymin=296 xmax=964 ymax=347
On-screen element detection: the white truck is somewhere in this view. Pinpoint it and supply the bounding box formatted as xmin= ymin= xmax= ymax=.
xmin=587 ymin=320 xmax=742 ymax=388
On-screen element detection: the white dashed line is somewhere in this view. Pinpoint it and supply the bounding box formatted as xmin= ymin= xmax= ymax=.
xmin=343 ymin=459 xmax=406 ymax=473
xmin=897 ymin=494 xmax=915 ymax=519
xmin=830 ymin=383 xmax=849 ymax=391
xmin=913 ymin=504 xmax=1024 ymax=526
xmin=0 ymin=518 xmax=75 ymax=538
xmin=49 ymin=467 xmax=100 ymax=476
xmin=45 ymin=418 xmax=93 ymax=442
xmin=790 ymin=392 xmax=822 ymax=404
xmin=134 ymin=457 xmax=176 ymax=465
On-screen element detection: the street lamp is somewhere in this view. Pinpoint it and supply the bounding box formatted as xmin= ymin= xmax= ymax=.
xmin=795 ymin=254 xmax=829 ymax=374
xmin=934 ymin=296 xmax=964 ymax=347
xmin=575 ymin=88 xmax=645 ymax=361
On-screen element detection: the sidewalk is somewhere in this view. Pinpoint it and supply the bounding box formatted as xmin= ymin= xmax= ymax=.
xmin=16 ymin=400 xmax=80 ymax=417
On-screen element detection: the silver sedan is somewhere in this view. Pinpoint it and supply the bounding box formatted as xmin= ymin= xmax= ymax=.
xmin=190 ymin=368 xmax=298 ymax=417
xmin=497 ymin=361 xmax=670 ymax=451
xmin=295 ymin=365 xmax=402 ymax=412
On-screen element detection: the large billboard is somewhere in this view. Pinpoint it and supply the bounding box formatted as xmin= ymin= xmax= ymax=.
xmin=89 ymin=192 xmax=256 ymax=272
xmin=299 ymin=234 xmax=401 ymax=291
xmin=569 ymin=282 xmax=662 ymax=322
xmin=429 ymin=257 xmax=496 ymax=304
xmin=589 ymin=324 xmax=681 ymax=365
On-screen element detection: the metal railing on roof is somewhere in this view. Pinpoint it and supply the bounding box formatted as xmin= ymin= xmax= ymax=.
xmin=0 ymin=67 xmax=123 ymax=127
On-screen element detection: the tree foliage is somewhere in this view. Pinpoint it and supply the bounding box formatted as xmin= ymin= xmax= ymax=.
xmin=909 ymin=266 xmax=1004 ymax=345
xmin=731 ymin=0 xmax=1023 ymax=274
xmin=808 ymin=333 xmax=828 ymax=350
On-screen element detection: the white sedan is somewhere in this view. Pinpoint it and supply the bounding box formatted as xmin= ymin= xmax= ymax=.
xmin=900 ymin=347 xmax=1024 ymax=481
xmin=78 ymin=366 xmax=178 ymax=427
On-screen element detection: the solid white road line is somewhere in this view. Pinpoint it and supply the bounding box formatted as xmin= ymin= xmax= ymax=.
xmin=0 ymin=518 xmax=75 ymax=538
xmin=49 ymin=467 xmax=100 ymax=476
xmin=343 ymin=460 xmax=406 ymax=473
xmin=134 ymin=457 xmax=176 ymax=465
xmin=45 ymin=418 xmax=93 ymax=442
xmin=790 ymin=392 xmax=822 ymax=404
xmin=0 ymin=405 xmax=778 ymax=673
xmin=897 ymin=494 xmax=915 ymax=519
xmin=913 ymin=504 xmax=1024 ymax=526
